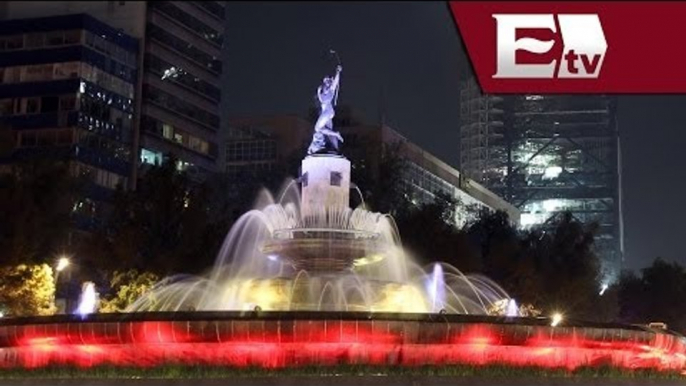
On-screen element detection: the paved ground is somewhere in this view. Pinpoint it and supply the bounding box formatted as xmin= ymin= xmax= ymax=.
xmin=1 ymin=377 xmax=686 ymax=386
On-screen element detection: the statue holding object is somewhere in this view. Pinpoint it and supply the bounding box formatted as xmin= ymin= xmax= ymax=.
xmin=307 ymin=51 xmax=344 ymax=156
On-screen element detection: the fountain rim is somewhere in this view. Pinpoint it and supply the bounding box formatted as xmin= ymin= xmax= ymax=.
xmin=0 ymin=311 xmax=669 ymax=335
xmin=271 ymin=228 xmax=381 ymax=240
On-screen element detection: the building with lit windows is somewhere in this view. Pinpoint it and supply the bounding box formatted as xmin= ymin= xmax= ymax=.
xmin=226 ymin=115 xmax=520 ymax=227
xmin=459 ymin=76 xmax=623 ymax=281
xmin=0 ymin=13 xmax=139 ymax=228
xmin=137 ymin=1 xmax=223 ymax=178
xmin=1 ymin=1 xmax=226 ymax=181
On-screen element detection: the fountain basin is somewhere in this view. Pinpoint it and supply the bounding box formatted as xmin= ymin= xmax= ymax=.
xmin=0 ymin=312 xmax=684 ymax=371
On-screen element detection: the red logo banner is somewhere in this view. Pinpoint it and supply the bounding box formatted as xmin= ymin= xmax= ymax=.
xmin=449 ymin=1 xmax=686 ymax=93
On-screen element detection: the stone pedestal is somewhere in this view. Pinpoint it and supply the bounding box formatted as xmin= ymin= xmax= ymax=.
xmin=300 ymin=155 xmax=351 ymax=220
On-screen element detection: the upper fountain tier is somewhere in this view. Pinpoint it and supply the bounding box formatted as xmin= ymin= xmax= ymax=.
xmin=260 ymin=154 xmax=396 ymax=272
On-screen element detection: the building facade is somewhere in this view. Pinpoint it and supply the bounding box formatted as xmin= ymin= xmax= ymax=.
xmin=226 ymin=115 xmax=520 ymax=227
xmin=138 ymin=1 xmax=223 ymax=178
xmin=459 ymin=76 xmax=623 ymax=281
xmin=1 ymin=1 xmax=225 ymax=181
xmin=0 ymin=13 xmax=139 ymax=228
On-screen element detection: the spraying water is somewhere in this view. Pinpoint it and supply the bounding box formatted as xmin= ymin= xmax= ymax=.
xmin=127 ymin=177 xmax=515 ymax=315
xmin=427 ymin=264 xmax=446 ymax=313
xmin=75 ymin=282 xmax=98 ymax=317
xmin=506 ymin=298 xmax=519 ymax=317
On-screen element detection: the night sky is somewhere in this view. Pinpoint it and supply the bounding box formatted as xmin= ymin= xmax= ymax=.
xmin=223 ymin=2 xmax=686 ymax=271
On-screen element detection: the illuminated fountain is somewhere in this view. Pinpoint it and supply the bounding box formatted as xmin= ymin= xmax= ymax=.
xmin=126 ymin=58 xmax=511 ymax=316
xmin=0 ymin=55 xmax=684 ymax=373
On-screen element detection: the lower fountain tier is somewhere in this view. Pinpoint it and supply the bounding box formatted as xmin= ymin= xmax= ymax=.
xmin=232 ymin=277 xmax=429 ymax=313
xmin=261 ymin=228 xmax=388 ymax=272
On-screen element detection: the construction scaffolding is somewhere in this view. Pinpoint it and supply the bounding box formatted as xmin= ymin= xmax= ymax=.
xmin=459 ymin=77 xmax=623 ymax=282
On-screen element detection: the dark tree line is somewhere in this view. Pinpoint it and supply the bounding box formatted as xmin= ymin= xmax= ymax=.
xmin=616 ymin=259 xmax=686 ymax=333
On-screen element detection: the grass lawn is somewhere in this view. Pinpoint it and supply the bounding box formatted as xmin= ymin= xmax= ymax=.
xmin=0 ymin=364 xmax=684 ymax=380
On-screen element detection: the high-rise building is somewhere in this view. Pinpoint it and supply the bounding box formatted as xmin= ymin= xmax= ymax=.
xmin=0 ymin=13 xmax=139 ymax=228
xmin=1 ymin=1 xmax=226 ymax=182
xmin=226 ymin=115 xmax=521 ymax=227
xmin=459 ymin=76 xmax=623 ymax=281
xmin=138 ymin=1 xmax=223 ymax=179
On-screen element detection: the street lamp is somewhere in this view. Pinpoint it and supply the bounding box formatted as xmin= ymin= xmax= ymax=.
xmin=54 ymin=256 xmax=71 ymax=283
xmin=54 ymin=256 xmax=72 ymax=314
xmin=56 ymin=257 xmax=70 ymax=273
xmin=551 ymin=312 xmax=564 ymax=327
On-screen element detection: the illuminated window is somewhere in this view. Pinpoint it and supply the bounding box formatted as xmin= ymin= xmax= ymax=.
xmin=176 ymin=160 xmax=191 ymax=172
xmin=141 ymin=148 xmax=163 ymax=165
xmin=162 ymin=123 xmax=174 ymax=139
xmin=54 ymin=62 xmax=80 ymax=79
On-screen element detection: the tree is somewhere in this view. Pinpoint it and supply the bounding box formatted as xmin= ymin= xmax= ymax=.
xmin=0 ymin=264 xmax=56 ymax=316
xmin=617 ymin=258 xmax=686 ymax=332
xmin=81 ymin=157 xmax=227 ymax=275
xmin=99 ymin=269 xmax=160 ymax=313
xmin=519 ymin=212 xmax=609 ymax=321
xmin=617 ymin=270 xmax=648 ymax=323
xmin=460 ymin=210 xmax=613 ymax=322
xmin=394 ymin=194 xmax=481 ymax=272
xmin=466 ymin=209 xmax=521 ymax=284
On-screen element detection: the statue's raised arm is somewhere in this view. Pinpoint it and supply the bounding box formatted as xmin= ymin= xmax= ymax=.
xmin=317 ymin=65 xmax=342 ymax=105
xmin=331 ymin=65 xmax=342 ymax=106
xmin=332 ymin=65 xmax=342 ymax=90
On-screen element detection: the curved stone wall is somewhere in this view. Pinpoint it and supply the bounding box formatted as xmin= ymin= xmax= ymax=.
xmin=0 ymin=312 xmax=683 ymax=370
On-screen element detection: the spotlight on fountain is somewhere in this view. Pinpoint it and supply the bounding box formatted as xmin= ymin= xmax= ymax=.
xmin=599 ymin=283 xmax=609 ymax=296
xmin=551 ymin=312 xmax=563 ymax=327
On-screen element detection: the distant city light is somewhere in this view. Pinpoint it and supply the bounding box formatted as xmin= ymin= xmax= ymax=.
xmin=56 ymin=257 xmax=70 ymax=272
xmin=161 ymin=67 xmax=179 ymax=80
xmin=542 ymin=199 xmax=564 ymax=213
xmin=543 ymin=166 xmax=563 ymax=180
xmin=551 ymin=313 xmax=563 ymax=327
